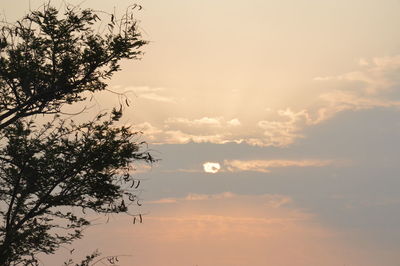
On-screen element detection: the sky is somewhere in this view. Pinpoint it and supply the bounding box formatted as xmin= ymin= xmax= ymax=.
xmin=3 ymin=0 xmax=400 ymax=265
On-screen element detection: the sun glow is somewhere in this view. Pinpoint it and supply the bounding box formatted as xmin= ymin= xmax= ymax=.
xmin=203 ymin=162 xmax=221 ymax=173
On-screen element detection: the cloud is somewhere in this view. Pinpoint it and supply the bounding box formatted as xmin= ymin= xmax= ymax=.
xmin=227 ymin=118 xmax=241 ymax=126
xmin=162 ymin=130 xmax=230 ymax=144
xmin=164 ymin=117 xmax=243 ymax=132
xmin=185 ymin=192 xmax=236 ymax=201
xmin=148 ymin=192 xmax=290 ymax=207
xmin=255 ymin=109 xmax=311 ymax=146
xmin=224 ymin=159 xmax=333 ymax=173
xmin=138 ymin=115 xmax=303 ymax=147
xmin=124 ymin=86 xmax=165 ymax=93
xmin=314 ymin=55 xmax=400 ymax=94
xmin=165 ymin=116 xmax=223 ymax=127
xmin=129 ymin=55 xmax=400 ymax=147
xmin=250 ymin=55 xmax=400 ymax=146
xmin=116 ymin=86 xmax=177 ymax=103
xmin=167 ymin=168 xmax=204 ymax=173
xmin=147 ymin=192 xmax=237 ymax=204
xmin=312 ymin=90 xmax=400 ymax=124
xmin=135 ymin=122 xmax=165 ymax=143
xmin=147 ymin=198 xmax=178 ymax=204
xmin=139 ymin=92 xmax=177 ymax=103
xmin=133 ymin=122 xmax=243 ymax=145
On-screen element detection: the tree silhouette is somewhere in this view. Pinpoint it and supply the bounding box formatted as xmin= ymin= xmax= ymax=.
xmin=0 ymin=3 xmax=145 ymax=129
xmin=0 ymin=3 xmax=153 ymax=265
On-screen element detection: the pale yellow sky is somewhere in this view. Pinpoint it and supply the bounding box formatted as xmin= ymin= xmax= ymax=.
xmin=5 ymin=0 xmax=400 ymax=142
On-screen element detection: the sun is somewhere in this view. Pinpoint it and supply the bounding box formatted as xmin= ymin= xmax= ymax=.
xmin=203 ymin=162 xmax=221 ymax=174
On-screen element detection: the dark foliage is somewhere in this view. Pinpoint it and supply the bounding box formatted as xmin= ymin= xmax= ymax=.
xmin=0 ymin=3 xmax=146 ymax=129
xmin=0 ymin=3 xmax=152 ymax=265
xmin=0 ymin=110 xmax=155 ymax=265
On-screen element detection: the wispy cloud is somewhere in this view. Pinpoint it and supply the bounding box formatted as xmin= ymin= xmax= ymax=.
xmin=147 ymin=192 xmax=289 ymax=207
xmin=139 ymin=92 xmax=177 ymax=103
xmin=124 ymin=86 xmax=165 ymax=93
xmin=165 ymin=117 xmax=223 ymax=127
xmin=314 ymin=55 xmax=400 ymax=94
xmin=115 ymin=85 xmax=178 ymax=103
xmin=224 ymin=159 xmax=333 ymax=173
xmin=147 ymin=198 xmax=178 ymax=204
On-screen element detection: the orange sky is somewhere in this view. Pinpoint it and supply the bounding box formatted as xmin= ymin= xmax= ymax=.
xmin=43 ymin=193 xmax=398 ymax=265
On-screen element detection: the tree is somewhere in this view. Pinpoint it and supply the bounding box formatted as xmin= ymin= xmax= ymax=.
xmin=0 ymin=3 xmax=145 ymax=129
xmin=0 ymin=111 xmax=154 ymax=265
xmin=0 ymin=3 xmax=154 ymax=265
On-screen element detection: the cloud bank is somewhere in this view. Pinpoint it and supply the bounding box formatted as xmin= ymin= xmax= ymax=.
xmin=123 ymin=55 xmax=400 ymax=147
